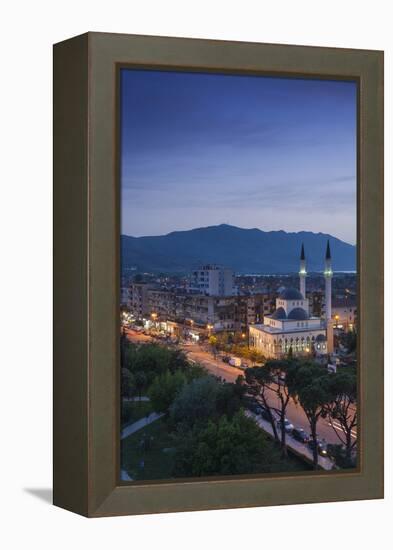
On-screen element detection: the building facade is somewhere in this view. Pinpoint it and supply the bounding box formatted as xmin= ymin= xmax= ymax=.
xmin=332 ymin=296 xmax=357 ymax=331
xmin=128 ymin=277 xmax=271 ymax=336
xmin=189 ymin=264 xmax=236 ymax=296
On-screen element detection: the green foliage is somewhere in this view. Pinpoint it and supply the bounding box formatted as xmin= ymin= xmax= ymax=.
xmin=121 ymin=418 xmax=176 ymax=481
xmin=245 ymin=365 xmax=274 ymax=388
xmin=121 ymin=344 xmax=198 ymax=396
xmin=170 ymin=376 xmax=243 ymax=428
xmin=327 ymin=444 xmax=356 ymax=469
xmin=343 ymin=330 xmax=357 ymax=353
xmin=210 ymin=333 xmax=265 ymax=363
xmin=170 ymin=376 xmax=220 ymax=427
xmin=208 ymin=335 xmax=218 ymax=347
xmin=285 ymin=361 xmax=330 ymax=415
xmin=121 ymin=368 xmax=135 ymax=399
xmin=326 ymin=370 xmax=357 ymax=405
xmin=173 ymin=412 xmax=281 ymax=477
xmin=324 ymin=370 xmax=357 ymax=460
xmin=285 ymin=360 xmax=331 ymax=468
xmin=148 ymin=370 xmax=187 ymax=413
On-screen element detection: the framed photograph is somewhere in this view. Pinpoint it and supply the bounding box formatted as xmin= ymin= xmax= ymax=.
xmin=53 ymin=32 xmax=383 ymax=517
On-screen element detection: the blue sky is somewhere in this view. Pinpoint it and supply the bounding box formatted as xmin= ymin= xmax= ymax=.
xmin=120 ymin=69 xmax=357 ymax=244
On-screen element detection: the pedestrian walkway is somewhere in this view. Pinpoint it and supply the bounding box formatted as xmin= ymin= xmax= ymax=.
xmin=120 ymin=469 xmax=133 ymax=481
xmin=122 ymin=396 xmax=150 ymax=402
xmin=121 ymin=411 xmax=164 ymax=440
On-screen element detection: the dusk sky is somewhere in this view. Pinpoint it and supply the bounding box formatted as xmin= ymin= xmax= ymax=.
xmin=120 ymin=69 xmax=357 ymax=245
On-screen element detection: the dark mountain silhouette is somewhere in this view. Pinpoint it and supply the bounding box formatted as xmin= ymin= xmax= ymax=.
xmin=121 ymin=224 xmax=356 ymax=274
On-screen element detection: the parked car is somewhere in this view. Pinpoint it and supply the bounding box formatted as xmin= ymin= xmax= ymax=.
xmin=247 ymin=402 xmax=264 ymax=415
xmin=229 ymin=356 xmax=242 ymax=367
xmin=243 ymin=397 xmax=263 ymax=415
xmin=308 ymin=438 xmax=329 ymax=457
xmin=240 ymin=362 xmax=249 ymax=370
xmin=277 ymin=418 xmax=294 ymax=433
xmin=260 ymin=407 xmax=272 ymax=422
xmin=291 ymin=427 xmax=310 ymax=443
xmin=221 ymin=355 xmax=230 ymax=363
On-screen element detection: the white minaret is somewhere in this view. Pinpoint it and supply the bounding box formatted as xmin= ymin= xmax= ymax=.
xmin=324 ymin=240 xmax=333 ymax=321
xmin=299 ymin=243 xmax=306 ymax=298
xmin=324 ymin=240 xmax=334 ymax=353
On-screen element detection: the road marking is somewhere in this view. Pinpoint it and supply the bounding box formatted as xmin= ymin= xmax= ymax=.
xmin=329 ymin=420 xmax=357 ymax=439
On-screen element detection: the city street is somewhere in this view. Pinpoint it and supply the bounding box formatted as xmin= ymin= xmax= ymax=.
xmin=124 ymin=328 xmax=357 ymax=450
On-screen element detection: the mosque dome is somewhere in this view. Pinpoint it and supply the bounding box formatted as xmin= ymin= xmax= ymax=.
xmin=288 ymin=307 xmax=309 ymax=320
xmin=279 ymin=288 xmax=304 ymax=300
xmin=271 ymin=307 xmax=287 ymax=320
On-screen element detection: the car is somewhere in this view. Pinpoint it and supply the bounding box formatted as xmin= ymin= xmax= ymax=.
xmin=308 ymin=438 xmax=329 ymax=457
xmin=240 ymin=362 xmax=249 ymax=370
xmin=221 ymin=355 xmax=230 ymax=363
xmin=248 ymin=403 xmax=264 ymax=415
xmin=291 ymin=427 xmax=310 ymax=443
xmin=243 ymin=398 xmax=263 ymax=415
xmin=277 ymin=418 xmax=294 ymax=433
xmin=260 ymin=407 xmax=273 ymax=422
xmin=229 ymin=357 xmax=242 ymax=367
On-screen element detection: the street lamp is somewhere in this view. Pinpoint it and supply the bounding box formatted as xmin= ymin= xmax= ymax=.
xmin=151 ymin=312 xmax=158 ymax=331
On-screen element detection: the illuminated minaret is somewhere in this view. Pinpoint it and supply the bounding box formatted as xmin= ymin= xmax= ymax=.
xmin=324 ymin=240 xmax=334 ymax=353
xmin=299 ymin=243 xmax=306 ymax=298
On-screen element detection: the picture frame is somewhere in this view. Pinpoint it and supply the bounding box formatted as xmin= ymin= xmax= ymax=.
xmin=53 ymin=32 xmax=383 ymax=517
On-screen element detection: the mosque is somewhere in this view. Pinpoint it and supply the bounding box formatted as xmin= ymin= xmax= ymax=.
xmin=249 ymin=243 xmax=334 ymax=358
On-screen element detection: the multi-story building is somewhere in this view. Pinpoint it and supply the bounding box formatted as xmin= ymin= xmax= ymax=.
xmin=120 ymin=287 xmax=130 ymax=307
xmin=147 ymin=288 xmax=177 ymax=321
xmin=332 ymin=296 xmax=357 ymax=331
xmin=189 ymin=264 xmax=236 ymax=296
xmin=129 ymin=282 xmax=153 ymax=320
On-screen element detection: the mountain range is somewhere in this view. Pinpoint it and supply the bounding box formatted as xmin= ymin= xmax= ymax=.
xmin=121 ymin=224 xmax=356 ymax=274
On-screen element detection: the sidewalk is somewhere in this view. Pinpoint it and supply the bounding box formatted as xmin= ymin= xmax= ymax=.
xmin=245 ymin=410 xmax=335 ymax=470
xmin=121 ymin=411 xmax=164 ymax=440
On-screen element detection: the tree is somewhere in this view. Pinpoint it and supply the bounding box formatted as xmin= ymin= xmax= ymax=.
xmin=244 ymin=367 xmax=279 ymax=441
xmin=133 ymin=371 xmax=147 ymax=402
xmin=286 ymin=361 xmax=331 ymax=469
xmin=324 ymin=370 xmax=357 ymax=465
xmin=121 ymin=368 xmax=135 ymax=399
xmin=148 ymin=370 xmax=186 ymax=413
xmin=170 ymin=376 xmax=243 ymax=429
xmin=264 ymin=359 xmax=297 ymax=457
xmin=170 ymin=376 xmax=219 ymax=428
xmin=173 ymin=411 xmax=279 ymax=477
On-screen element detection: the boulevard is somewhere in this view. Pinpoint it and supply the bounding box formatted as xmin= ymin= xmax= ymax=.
xmin=124 ymin=328 xmax=357 ymax=449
